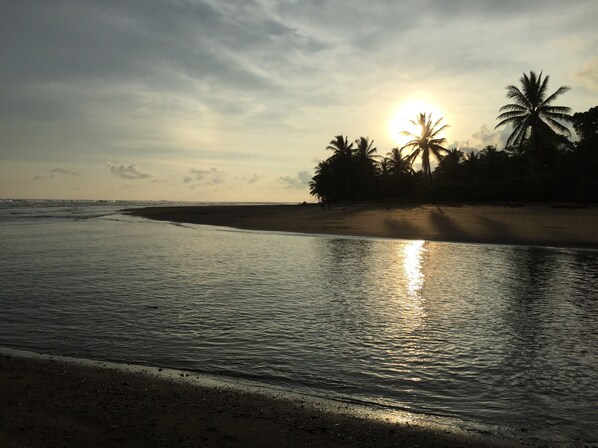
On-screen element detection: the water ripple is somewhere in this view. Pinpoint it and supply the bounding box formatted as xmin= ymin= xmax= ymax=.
xmin=0 ymin=210 xmax=597 ymax=444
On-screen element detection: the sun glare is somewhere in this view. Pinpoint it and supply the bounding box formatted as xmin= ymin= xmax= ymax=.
xmin=389 ymin=98 xmax=446 ymax=147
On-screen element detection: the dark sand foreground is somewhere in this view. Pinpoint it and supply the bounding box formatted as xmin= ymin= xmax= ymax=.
xmin=0 ymin=353 xmax=524 ymax=448
xmin=127 ymin=203 xmax=598 ymax=248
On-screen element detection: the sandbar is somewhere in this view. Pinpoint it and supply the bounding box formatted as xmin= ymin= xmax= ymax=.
xmin=126 ymin=203 xmax=598 ymax=248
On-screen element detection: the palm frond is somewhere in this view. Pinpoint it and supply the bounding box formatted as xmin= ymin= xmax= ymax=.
xmin=499 ymin=103 xmax=527 ymax=112
xmin=540 ymin=110 xmax=572 ymax=123
xmin=542 ymin=105 xmax=572 ymax=115
xmin=506 ymin=119 xmax=529 ymax=147
xmin=496 ymin=71 xmax=572 ymax=156
xmin=497 ymin=110 xmax=527 ymax=120
xmin=506 ymin=85 xmax=531 ymax=108
xmin=545 ymin=116 xmax=572 ymax=136
xmin=541 ymin=85 xmax=570 ymax=106
xmin=495 ymin=114 xmax=525 ymax=129
xmin=429 ymin=123 xmax=449 ymax=138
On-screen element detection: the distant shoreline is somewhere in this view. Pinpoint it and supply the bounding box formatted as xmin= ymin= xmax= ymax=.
xmin=125 ymin=203 xmax=598 ymax=249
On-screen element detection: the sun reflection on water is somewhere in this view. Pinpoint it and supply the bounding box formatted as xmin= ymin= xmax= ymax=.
xmin=404 ymin=240 xmax=425 ymax=300
xmin=391 ymin=240 xmax=428 ymax=335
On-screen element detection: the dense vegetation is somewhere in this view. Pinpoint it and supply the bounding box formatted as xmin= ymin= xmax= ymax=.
xmin=309 ymin=72 xmax=598 ymax=203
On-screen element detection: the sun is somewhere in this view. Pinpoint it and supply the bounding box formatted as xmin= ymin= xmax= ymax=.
xmin=389 ymin=98 xmax=446 ymax=147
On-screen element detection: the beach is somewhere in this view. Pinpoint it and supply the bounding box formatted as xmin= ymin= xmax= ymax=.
xmin=2 ymin=202 xmax=596 ymax=447
xmin=127 ymin=202 xmax=598 ymax=248
xmin=0 ymin=353 xmax=523 ymax=448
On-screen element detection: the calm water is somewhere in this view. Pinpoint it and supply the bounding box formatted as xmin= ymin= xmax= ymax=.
xmin=1 ymin=200 xmax=597 ymax=445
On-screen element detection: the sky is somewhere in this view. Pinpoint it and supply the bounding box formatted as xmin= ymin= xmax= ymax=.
xmin=1 ymin=0 xmax=597 ymax=202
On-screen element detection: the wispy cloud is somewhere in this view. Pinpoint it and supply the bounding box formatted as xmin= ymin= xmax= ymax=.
xmin=278 ymin=171 xmax=311 ymax=189
xmin=248 ymin=173 xmax=264 ymax=184
xmin=33 ymin=167 xmax=79 ymax=180
xmin=575 ymin=57 xmax=598 ymax=93
xmin=50 ymin=167 xmax=79 ymax=176
xmin=185 ymin=167 xmax=226 ymax=186
xmin=107 ymin=163 xmax=152 ymax=180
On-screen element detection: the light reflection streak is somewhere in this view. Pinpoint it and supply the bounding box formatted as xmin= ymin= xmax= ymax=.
xmin=393 ymin=240 xmax=427 ymax=335
xmin=404 ymin=240 xmax=425 ymax=300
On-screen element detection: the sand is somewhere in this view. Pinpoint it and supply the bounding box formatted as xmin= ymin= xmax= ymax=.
xmin=0 ymin=353 xmax=524 ymax=448
xmin=126 ymin=203 xmax=598 ymax=248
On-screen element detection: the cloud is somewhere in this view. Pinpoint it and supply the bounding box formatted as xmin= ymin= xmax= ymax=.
xmin=33 ymin=167 xmax=79 ymax=180
xmin=4 ymin=0 xmax=598 ymax=201
xmin=574 ymin=57 xmax=598 ymax=93
xmin=185 ymin=168 xmax=226 ymax=186
xmin=107 ymin=163 xmax=152 ymax=180
xmin=248 ymin=173 xmax=264 ymax=184
xmin=278 ymin=170 xmax=311 ymax=189
xmin=451 ymin=125 xmax=507 ymax=152
xmin=51 ymin=167 xmax=79 ymax=176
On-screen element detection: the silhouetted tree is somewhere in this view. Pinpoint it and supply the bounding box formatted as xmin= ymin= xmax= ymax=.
xmin=572 ymin=106 xmax=598 ymax=154
xmin=401 ymin=112 xmax=449 ymax=187
xmin=495 ymin=71 xmax=572 ymax=169
xmin=326 ymin=135 xmax=355 ymax=200
xmin=381 ymin=147 xmax=414 ymax=197
xmin=436 ymin=148 xmax=464 ymax=182
xmin=353 ymin=136 xmax=378 ymax=198
xmin=387 ymin=147 xmax=413 ymax=177
xmin=309 ymin=159 xmax=334 ymax=202
xmin=570 ymin=106 xmax=598 ymax=200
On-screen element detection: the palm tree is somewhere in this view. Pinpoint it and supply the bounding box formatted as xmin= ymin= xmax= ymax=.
xmin=309 ymin=160 xmax=333 ymax=202
xmin=353 ymin=136 xmax=378 ymax=198
xmin=378 ymin=157 xmax=391 ymax=178
xmin=401 ymin=112 xmax=449 ymax=187
xmin=437 ymin=148 xmax=464 ymax=181
xmin=327 ymin=135 xmax=353 ymax=160
xmin=353 ymin=137 xmax=378 ymax=164
xmin=463 ymin=151 xmax=480 ymax=178
xmin=386 ymin=147 xmax=413 ymax=177
xmin=326 ymin=135 xmax=354 ymax=200
xmin=495 ymin=71 xmax=572 ymax=168
xmin=443 ymin=147 xmax=464 ymax=166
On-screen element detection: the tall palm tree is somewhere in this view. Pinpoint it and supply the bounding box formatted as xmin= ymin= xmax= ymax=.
xmin=327 ymin=135 xmax=353 ymax=160
xmin=495 ymin=71 xmax=572 ymax=167
xmin=353 ymin=136 xmax=378 ymax=198
xmin=326 ymin=135 xmax=354 ymax=200
xmin=401 ymin=112 xmax=449 ymax=187
xmin=353 ymin=137 xmax=378 ymax=166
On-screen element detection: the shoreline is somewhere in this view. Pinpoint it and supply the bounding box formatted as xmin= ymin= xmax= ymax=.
xmin=0 ymin=349 xmax=525 ymax=448
xmin=125 ymin=203 xmax=598 ymax=249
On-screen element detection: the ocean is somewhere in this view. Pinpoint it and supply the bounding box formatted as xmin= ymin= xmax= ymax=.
xmin=0 ymin=199 xmax=597 ymax=445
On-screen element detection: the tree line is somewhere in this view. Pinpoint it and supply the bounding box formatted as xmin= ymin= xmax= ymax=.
xmin=309 ymin=71 xmax=598 ymax=203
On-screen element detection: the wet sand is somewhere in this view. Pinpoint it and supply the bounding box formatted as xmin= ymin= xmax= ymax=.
xmin=0 ymin=353 xmax=523 ymax=448
xmin=127 ymin=203 xmax=598 ymax=248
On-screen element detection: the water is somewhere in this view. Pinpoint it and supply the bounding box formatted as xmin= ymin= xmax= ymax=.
xmin=1 ymin=200 xmax=597 ymax=445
